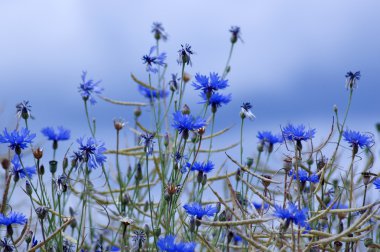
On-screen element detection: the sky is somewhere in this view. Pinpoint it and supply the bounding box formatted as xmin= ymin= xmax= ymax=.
xmin=0 ymin=0 xmax=379 ymax=162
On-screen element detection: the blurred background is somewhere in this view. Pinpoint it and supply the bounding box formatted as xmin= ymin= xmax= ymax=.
xmin=0 ymin=0 xmax=379 ymax=168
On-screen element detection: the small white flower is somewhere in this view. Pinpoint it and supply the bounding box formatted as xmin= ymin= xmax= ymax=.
xmin=240 ymin=102 xmax=255 ymax=120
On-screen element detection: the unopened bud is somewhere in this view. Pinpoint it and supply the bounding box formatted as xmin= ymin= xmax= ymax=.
xmin=33 ymin=148 xmax=43 ymax=160
xmin=39 ymin=164 xmax=45 ymax=175
xmin=49 ymin=160 xmax=57 ymax=174
xmin=153 ymin=226 xmax=161 ymax=237
xmin=62 ymin=157 xmax=68 ymax=171
xmin=246 ymin=157 xmax=253 ymax=168
xmin=1 ymin=159 xmax=10 ymax=170
xmin=25 ymin=180 xmax=33 ymax=196
xmin=134 ymin=107 xmax=142 ymax=118
xmin=183 ymin=72 xmax=191 ymax=83
xmin=182 ymin=104 xmax=191 ymax=115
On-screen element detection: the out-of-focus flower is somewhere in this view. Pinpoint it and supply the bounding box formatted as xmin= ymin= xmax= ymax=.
xmin=142 ymin=46 xmax=166 ymax=73
xmin=240 ymin=102 xmax=255 ymax=120
xmin=78 ymin=71 xmax=103 ymax=105
xmin=345 ymin=71 xmax=360 ymax=90
xmin=183 ymin=203 xmax=218 ymax=219
xmin=282 ymin=124 xmax=315 ymax=142
xmin=151 ymin=22 xmax=168 ymax=41
xmin=178 ymin=44 xmax=194 ymax=66
xmin=16 ymin=100 xmax=32 ymax=120
xmin=138 ymin=86 xmax=168 ymax=102
xmin=157 ymin=235 xmax=196 ymax=252
xmin=229 ymin=26 xmax=243 ymax=44
xmin=11 ymin=155 xmax=36 ymax=180
xmin=139 ymin=132 xmax=155 ymax=156
xmin=189 ymin=161 xmax=214 ymax=174
xmin=273 ymin=203 xmax=309 ymax=229
xmin=343 ymin=129 xmax=374 ymax=152
xmin=199 ymin=92 xmax=231 ymax=113
xmin=171 ymin=111 xmax=206 ymax=135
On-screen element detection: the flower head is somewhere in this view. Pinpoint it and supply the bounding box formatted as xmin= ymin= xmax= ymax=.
xmin=190 ymin=161 xmax=214 ymax=174
xmin=16 ymin=100 xmax=32 ymax=120
xmin=157 ymin=235 xmax=196 ymax=252
xmin=229 ymin=26 xmax=243 ymax=43
xmin=273 ymin=203 xmax=309 ymax=229
xmin=78 ymin=71 xmax=103 ymax=105
xmin=345 ymin=71 xmax=360 ymax=90
xmin=41 ymin=126 xmax=70 ymax=142
xmin=253 ymin=202 xmax=269 ymax=211
xmin=169 ymin=74 xmax=180 ymax=92
xmin=240 ymin=102 xmax=255 ymax=120
xmin=192 ymin=73 xmax=228 ymax=97
xmin=11 ymin=155 xmax=36 ymax=180
xmin=0 ymin=237 xmax=14 ymax=252
xmin=0 ymin=128 xmax=36 ymax=154
xmin=373 ymin=178 xmax=380 ymax=189
xmin=343 ymin=129 xmax=374 ymax=150
xmin=142 ymin=46 xmax=166 ymax=73
xmin=257 ymin=131 xmax=283 ymax=152
xmin=171 ymin=111 xmax=206 ymax=135
xmin=76 ymin=137 xmax=107 ymax=170
xmin=282 ymin=124 xmax=315 ymax=142
xmin=139 ymin=132 xmax=155 ymax=156
xmin=183 ymin=202 xmax=218 ymax=219
xmin=151 ymin=22 xmax=168 ymax=41
xmin=200 ymin=92 xmax=231 ymax=113
xmin=288 ymin=169 xmax=319 ymax=184
xmin=138 ymin=86 xmax=168 ymax=102
xmin=178 ymin=44 xmax=194 ymax=66
xmin=0 ymin=212 xmax=27 ymax=226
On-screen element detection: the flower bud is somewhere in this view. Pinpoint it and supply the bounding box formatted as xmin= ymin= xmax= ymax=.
xmin=182 ymin=104 xmax=191 ymax=115
xmin=189 ymin=217 xmax=195 ymax=232
xmin=246 ymin=157 xmax=253 ymax=168
xmin=202 ymin=174 xmax=207 ymax=186
xmin=114 ymin=119 xmax=125 ymax=131
xmin=144 ymin=224 xmax=150 ymax=235
xmin=333 ymin=241 xmax=342 ymax=252
xmin=33 ymin=148 xmax=43 ymax=160
xmin=134 ymin=106 xmax=142 ymax=118
xmin=36 ymin=206 xmax=49 ymax=220
xmin=1 ymin=158 xmax=10 ymax=170
xmin=164 ymin=133 xmax=169 ymax=147
xmin=25 ymin=230 xmax=33 ymax=244
xmin=38 ymin=164 xmax=45 ymax=175
xmin=49 ymin=160 xmax=57 ymax=174
xmin=25 ymin=180 xmax=33 ymax=196
xmin=62 ymin=157 xmax=68 ymax=171
xmin=144 ymin=201 xmax=149 ymax=212
xmin=183 ymin=72 xmax=191 ymax=83
xmin=153 ymin=226 xmax=161 ymax=237
xmin=197 ymin=171 xmax=203 ymax=184
xmin=283 ymin=157 xmax=292 ymax=172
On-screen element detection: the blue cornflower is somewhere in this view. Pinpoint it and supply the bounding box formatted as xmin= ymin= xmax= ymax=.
xmin=253 ymin=202 xmax=269 ymax=211
xmin=16 ymin=100 xmax=32 ymax=120
xmin=183 ymin=202 xmax=218 ymax=219
xmin=0 ymin=212 xmax=27 ymax=226
xmin=11 ymin=155 xmax=36 ymax=180
xmin=229 ymin=26 xmax=243 ymax=43
xmin=157 ymin=235 xmax=196 ymax=252
xmin=41 ymin=126 xmax=70 ymax=148
xmin=142 ymin=46 xmax=166 ymax=73
xmin=0 ymin=237 xmax=14 ymax=251
xmin=76 ymin=137 xmax=107 ymax=170
xmin=240 ymin=102 xmax=255 ymax=120
xmin=199 ymin=92 xmax=231 ymax=113
xmin=273 ymin=203 xmax=309 ymax=229
xmin=139 ymin=132 xmax=155 ymax=156
xmin=78 ymin=71 xmax=103 ymax=105
xmin=171 ymin=111 xmax=206 ymax=136
xmin=257 ymin=131 xmax=283 ymax=153
xmin=345 ymin=71 xmax=360 ymax=90
xmin=0 ymin=128 xmax=36 ymax=154
xmin=288 ymin=169 xmax=319 ymax=184
xmin=192 ymin=73 xmax=228 ymax=97
xmin=169 ymin=74 xmax=180 ymax=92
xmin=233 ymin=234 xmax=243 ymax=243
xmin=373 ymin=178 xmax=380 ymax=189
xmin=178 ymin=44 xmax=194 ymax=66
xmin=190 ymin=161 xmax=214 ymax=173
xmin=282 ymin=124 xmax=316 ymax=142
xmin=343 ymin=129 xmax=373 ymax=154
xmin=138 ymin=86 xmax=168 ymax=102
xmin=151 ymin=22 xmax=168 ymax=41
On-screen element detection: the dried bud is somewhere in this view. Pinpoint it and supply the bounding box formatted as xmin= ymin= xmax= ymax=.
xmin=33 ymin=147 xmax=43 ymax=160
xmin=261 ymin=175 xmax=272 ymax=188
xmin=25 ymin=180 xmax=33 ymax=196
xmin=183 ymin=72 xmax=191 ymax=83
xmin=36 ymin=206 xmax=49 ymax=220
xmin=39 ymin=164 xmax=45 ymax=175
xmin=182 ymin=104 xmax=191 ymax=115
xmin=25 ymin=230 xmax=33 ymax=244
xmin=114 ymin=119 xmax=125 ymax=131
xmin=1 ymin=158 xmax=10 ymax=170
xmin=144 ymin=224 xmax=150 ymax=235
xmin=134 ymin=106 xmax=142 ymax=118
xmin=334 ymin=241 xmax=342 ymax=251
xmin=283 ymin=157 xmax=292 ymax=172
xmin=197 ymin=127 xmax=206 ymax=136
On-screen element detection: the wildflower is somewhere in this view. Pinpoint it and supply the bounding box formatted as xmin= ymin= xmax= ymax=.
xmin=0 ymin=128 xmax=36 ymax=154
xmin=131 ymin=230 xmax=146 ymax=250
xmin=192 ymin=73 xmax=228 ymax=98
xmin=53 ymin=174 xmax=68 ymax=195
xmin=113 ymin=118 xmax=125 ymax=131
xmin=373 ymin=178 xmax=380 ymax=189
xmin=257 ymin=131 xmax=283 ymax=153
xmin=282 ymin=124 xmax=315 ymax=142
xmin=0 ymin=237 xmax=14 ymax=252
xmin=169 ymin=73 xmax=180 ymax=92
xmin=0 ymin=212 xmax=27 ymax=236
xmin=199 ymin=92 xmax=231 ymax=113
xmin=273 ymin=203 xmax=309 ymax=229
xmin=183 ymin=202 xmax=218 ymax=219
xmin=178 ymin=44 xmax=194 ymax=66
xmin=16 ymin=100 xmax=32 ymax=120
xmin=157 ymin=235 xmax=196 ymax=252
xmin=11 ymin=155 xmax=36 ymax=181
xmin=142 ymin=46 xmax=166 ymax=73
xmin=35 ymin=206 xmax=49 ymax=220
xmin=41 ymin=126 xmax=70 ymax=150
xmin=63 ymin=239 xmax=75 ymax=252
xmin=151 ymin=22 xmax=168 ymax=41
xmin=190 ymin=161 xmax=214 ymax=174
xmin=76 ymin=137 xmax=107 ymax=170
xmin=229 ymin=26 xmax=243 ymax=44
xmin=139 ymin=132 xmax=155 ymax=155
xmin=78 ymin=71 xmax=103 ymax=105
xmin=288 ymin=169 xmax=319 ymax=184
xmin=253 ymin=202 xmax=269 ymax=211
xmin=240 ymin=102 xmax=255 ymax=120
xmin=172 ymin=111 xmax=206 ymax=138
xmin=343 ymin=129 xmax=374 ymax=155
xmin=345 ymin=71 xmax=360 ymax=90
xmin=138 ymin=86 xmax=168 ymax=102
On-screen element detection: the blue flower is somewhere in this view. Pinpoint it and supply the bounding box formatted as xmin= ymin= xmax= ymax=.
xmin=169 ymin=74 xmax=180 ymax=92
xmin=0 ymin=237 xmax=14 ymax=251
xmin=152 ymin=22 xmax=168 ymax=41
xmin=138 ymin=86 xmax=168 ymax=101
xmin=273 ymin=203 xmax=309 ymax=229
xmin=229 ymin=26 xmax=243 ymax=43
xmin=178 ymin=44 xmax=194 ymax=66
xmin=253 ymin=202 xmax=269 ymax=211
xmin=282 ymin=124 xmax=315 ymax=142
xmin=78 ymin=71 xmax=103 ymax=105
xmin=240 ymin=102 xmax=255 ymax=120
xmin=16 ymin=100 xmax=32 ymax=120
xmin=41 ymin=126 xmax=70 ymax=142
xmin=199 ymin=92 xmax=231 ymax=112
xmin=0 ymin=212 xmax=27 ymax=226
xmin=157 ymin=235 xmax=196 ymax=252
xmin=373 ymin=178 xmax=380 ymax=189
xmin=139 ymin=132 xmax=155 ymax=156
xmin=11 ymin=155 xmax=36 ymax=180
xmin=345 ymin=71 xmax=360 ymax=90
xmin=343 ymin=129 xmax=374 ymax=150
xmin=171 ymin=111 xmax=206 ymax=134
xmin=0 ymin=128 xmax=36 ymax=154
xmin=142 ymin=46 xmax=166 ymax=73
xmin=257 ymin=131 xmax=283 ymax=145
xmin=288 ymin=169 xmax=319 ymax=184
xmin=192 ymin=73 xmax=228 ymax=96
xmin=233 ymin=234 xmax=243 ymax=243
xmin=76 ymin=137 xmax=107 ymax=170
xmin=190 ymin=161 xmax=214 ymax=173
xmin=183 ymin=202 xmax=218 ymax=219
